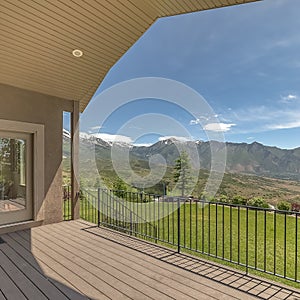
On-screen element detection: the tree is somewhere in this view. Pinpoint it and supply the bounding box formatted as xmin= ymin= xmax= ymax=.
xmin=173 ymin=151 xmax=192 ymax=197
xmin=112 ymin=177 xmax=128 ymax=198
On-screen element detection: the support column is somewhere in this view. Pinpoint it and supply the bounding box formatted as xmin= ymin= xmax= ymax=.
xmin=71 ymin=101 xmax=80 ymax=220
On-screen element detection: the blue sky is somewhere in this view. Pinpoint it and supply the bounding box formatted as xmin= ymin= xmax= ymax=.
xmin=77 ymin=0 xmax=300 ymax=149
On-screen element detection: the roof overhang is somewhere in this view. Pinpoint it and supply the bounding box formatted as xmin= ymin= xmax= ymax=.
xmin=0 ymin=0 xmax=260 ymax=112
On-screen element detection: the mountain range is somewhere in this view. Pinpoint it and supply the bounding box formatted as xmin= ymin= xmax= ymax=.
xmin=65 ymin=131 xmax=300 ymax=181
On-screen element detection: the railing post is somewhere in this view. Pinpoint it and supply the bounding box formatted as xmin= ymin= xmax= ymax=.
xmin=177 ymin=197 xmax=181 ymax=253
xmin=98 ymin=188 xmax=100 ymax=227
xmin=246 ymin=207 xmax=249 ymax=275
xmin=130 ymin=211 xmax=133 ymax=235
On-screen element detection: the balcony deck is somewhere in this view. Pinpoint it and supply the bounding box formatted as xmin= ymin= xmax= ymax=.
xmin=0 ymin=220 xmax=299 ymax=300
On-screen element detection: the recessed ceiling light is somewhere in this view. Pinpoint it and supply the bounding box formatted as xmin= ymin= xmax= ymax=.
xmin=72 ymin=49 xmax=83 ymax=57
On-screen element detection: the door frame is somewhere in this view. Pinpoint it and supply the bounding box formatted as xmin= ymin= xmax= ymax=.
xmin=0 ymin=119 xmax=44 ymax=224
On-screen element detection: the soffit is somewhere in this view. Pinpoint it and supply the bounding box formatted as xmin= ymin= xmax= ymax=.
xmin=0 ymin=0 xmax=260 ymax=112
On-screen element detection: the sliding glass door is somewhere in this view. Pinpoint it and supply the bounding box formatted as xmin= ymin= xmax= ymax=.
xmin=0 ymin=131 xmax=32 ymax=225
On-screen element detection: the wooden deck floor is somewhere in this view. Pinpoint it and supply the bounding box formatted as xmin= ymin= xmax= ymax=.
xmin=0 ymin=220 xmax=299 ymax=300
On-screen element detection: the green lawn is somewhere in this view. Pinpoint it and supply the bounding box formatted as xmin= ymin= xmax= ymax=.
xmin=155 ymin=203 xmax=300 ymax=287
xmin=65 ymin=198 xmax=300 ymax=288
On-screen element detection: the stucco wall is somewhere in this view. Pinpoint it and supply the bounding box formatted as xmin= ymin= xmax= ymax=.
xmin=0 ymin=83 xmax=74 ymax=224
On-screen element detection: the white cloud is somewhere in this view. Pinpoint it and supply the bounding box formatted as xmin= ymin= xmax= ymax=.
xmin=281 ymin=94 xmax=298 ymax=102
xmin=190 ymin=114 xmax=220 ymax=125
xmin=203 ymin=123 xmax=236 ymax=132
xmin=190 ymin=114 xmax=214 ymax=125
xmin=91 ymin=133 xmax=132 ymax=144
xmin=158 ymin=136 xmax=192 ymax=142
xmin=267 ymin=120 xmax=300 ymax=130
xmin=190 ymin=116 xmax=209 ymax=125
xmin=246 ymin=136 xmax=255 ymax=140
xmin=89 ymin=125 xmax=101 ymax=131
xmin=232 ymin=105 xmax=273 ymax=122
xmin=190 ymin=119 xmax=200 ymax=125
xmin=224 ymin=101 xmax=300 ymax=134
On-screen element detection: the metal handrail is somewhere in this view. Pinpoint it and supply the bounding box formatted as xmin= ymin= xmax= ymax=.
xmin=64 ymin=186 xmax=300 ymax=284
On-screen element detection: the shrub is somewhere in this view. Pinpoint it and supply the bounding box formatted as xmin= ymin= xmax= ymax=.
xmin=217 ymin=195 xmax=230 ymax=203
xmin=208 ymin=196 xmax=217 ymax=203
xmin=232 ymin=195 xmax=247 ymax=205
xmin=277 ymin=201 xmax=291 ymax=211
xmin=204 ymin=196 xmax=227 ymax=203
xmin=248 ymin=197 xmax=269 ymax=208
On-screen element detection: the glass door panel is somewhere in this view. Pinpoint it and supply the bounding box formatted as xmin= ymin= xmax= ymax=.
xmin=0 ymin=132 xmax=32 ymax=225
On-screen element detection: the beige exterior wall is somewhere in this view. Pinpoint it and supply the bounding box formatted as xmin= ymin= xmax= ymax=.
xmin=0 ymin=83 xmax=75 ymax=225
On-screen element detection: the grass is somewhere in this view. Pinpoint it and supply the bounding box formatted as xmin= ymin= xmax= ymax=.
xmin=64 ymin=197 xmax=300 ymax=288
xmin=155 ymin=203 xmax=300 ymax=288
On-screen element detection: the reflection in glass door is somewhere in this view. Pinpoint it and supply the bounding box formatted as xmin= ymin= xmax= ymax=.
xmin=0 ymin=132 xmax=32 ymax=225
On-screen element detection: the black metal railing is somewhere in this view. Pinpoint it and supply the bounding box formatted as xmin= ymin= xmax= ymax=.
xmin=97 ymin=189 xmax=158 ymax=240
xmin=63 ymin=187 xmax=300 ymax=284
xmin=63 ymin=186 xmax=100 ymax=223
xmin=97 ymin=189 xmax=300 ymax=284
xmin=79 ymin=188 xmax=98 ymax=224
xmin=63 ymin=185 xmax=71 ymax=220
xmin=77 ymin=188 xmax=158 ymax=240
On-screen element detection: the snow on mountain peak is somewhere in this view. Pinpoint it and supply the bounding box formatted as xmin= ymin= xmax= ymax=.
xmin=65 ymin=131 xmax=202 ymax=148
xmin=63 ymin=129 xmax=71 ymax=139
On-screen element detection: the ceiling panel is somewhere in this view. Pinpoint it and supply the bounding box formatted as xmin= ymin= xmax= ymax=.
xmin=0 ymin=0 xmax=260 ymax=112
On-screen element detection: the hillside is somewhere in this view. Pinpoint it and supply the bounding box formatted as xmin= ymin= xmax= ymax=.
xmin=131 ymin=139 xmax=300 ymax=180
xmin=62 ymin=132 xmax=300 ymax=205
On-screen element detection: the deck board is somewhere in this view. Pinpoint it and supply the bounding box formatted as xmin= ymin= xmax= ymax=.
xmin=0 ymin=250 xmax=48 ymax=299
xmin=37 ymin=226 xmax=173 ymax=300
xmin=0 ymin=220 xmax=299 ymax=300
xmin=39 ymin=223 xmax=211 ymax=300
xmin=0 ymin=265 xmax=27 ymax=300
xmin=12 ymin=231 xmax=107 ymax=300
xmin=21 ymin=230 xmax=141 ymax=300
xmin=47 ymin=221 xmax=247 ymax=300
xmin=0 ymin=242 xmax=67 ymax=300
xmin=4 ymin=232 xmax=87 ymax=300
xmin=0 ymin=290 xmax=7 ymax=300
xmin=8 ymin=231 xmax=90 ymax=299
